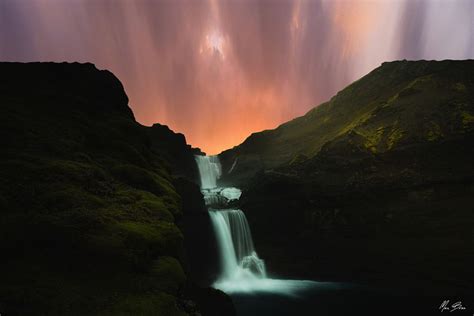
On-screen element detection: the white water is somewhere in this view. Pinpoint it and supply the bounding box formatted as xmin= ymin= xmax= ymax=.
xmin=209 ymin=210 xmax=266 ymax=280
xmin=195 ymin=155 xmax=222 ymax=189
xmin=220 ymin=187 xmax=242 ymax=201
xmin=195 ymin=155 xmax=319 ymax=295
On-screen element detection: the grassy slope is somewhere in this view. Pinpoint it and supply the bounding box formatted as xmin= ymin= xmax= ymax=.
xmin=0 ymin=62 xmax=197 ymax=315
xmin=220 ymin=60 xmax=474 ymax=293
xmin=219 ymin=60 xmax=474 ymax=185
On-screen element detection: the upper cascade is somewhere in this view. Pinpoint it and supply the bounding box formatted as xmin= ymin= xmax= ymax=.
xmin=195 ymin=155 xmax=242 ymax=208
xmin=195 ymin=155 xmax=222 ymax=189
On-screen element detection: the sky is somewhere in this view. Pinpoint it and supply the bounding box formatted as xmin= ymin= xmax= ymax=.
xmin=1 ymin=0 xmax=473 ymax=154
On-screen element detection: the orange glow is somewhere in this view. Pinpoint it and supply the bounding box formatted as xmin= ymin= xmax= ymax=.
xmin=1 ymin=0 xmax=472 ymax=154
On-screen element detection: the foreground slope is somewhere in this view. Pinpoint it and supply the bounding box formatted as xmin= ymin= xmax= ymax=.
xmin=0 ymin=62 xmax=231 ymax=315
xmin=219 ymin=60 xmax=474 ymax=293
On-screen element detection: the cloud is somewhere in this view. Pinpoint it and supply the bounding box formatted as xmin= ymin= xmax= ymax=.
xmin=1 ymin=0 xmax=472 ymax=154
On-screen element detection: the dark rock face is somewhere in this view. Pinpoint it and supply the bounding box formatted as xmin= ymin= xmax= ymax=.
xmin=150 ymin=124 xmax=203 ymax=181
xmin=0 ymin=62 xmax=223 ymax=315
xmin=181 ymin=285 xmax=236 ymax=316
xmin=174 ymin=177 xmax=221 ymax=286
xmin=0 ymin=62 xmax=134 ymax=119
xmin=219 ymin=60 xmax=474 ymax=294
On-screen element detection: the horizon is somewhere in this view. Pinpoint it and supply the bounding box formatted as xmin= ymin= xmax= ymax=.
xmin=1 ymin=0 xmax=473 ymax=154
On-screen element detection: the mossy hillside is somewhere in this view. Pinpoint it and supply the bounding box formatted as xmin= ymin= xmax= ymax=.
xmin=0 ymin=62 xmax=198 ymax=315
xmin=219 ymin=60 xmax=474 ymax=185
xmin=226 ymin=60 xmax=474 ymax=293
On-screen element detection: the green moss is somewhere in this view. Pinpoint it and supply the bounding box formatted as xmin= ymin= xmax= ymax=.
xmin=116 ymin=221 xmax=165 ymax=242
xmin=42 ymin=187 xmax=106 ymax=211
xmin=114 ymin=221 xmax=183 ymax=257
xmin=453 ymin=82 xmax=466 ymax=92
xmin=136 ymin=200 xmax=174 ymax=222
xmin=387 ymin=126 xmax=404 ymax=150
xmin=461 ymin=111 xmax=474 ymax=128
xmin=112 ymin=188 xmax=179 ymax=221
xmin=150 ymin=256 xmax=186 ymax=293
xmin=426 ymin=122 xmax=443 ymax=141
xmin=45 ymin=159 xmax=106 ymax=181
xmin=337 ymin=110 xmax=374 ymax=138
xmin=386 ymin=93 xmax=399 ymax=105
xmin=162 ymin=194 xmax=181 ymax=216
xmin=112 ymin=164 xmax=166 ymax=196
xmin=289 ymin=153 xmax=309 ymax=166
xmin=361 ymin=126 xmax=384 ymax=153
xmin=113 ymin=188 xmax=141 ymax=205
xmin=107 ymin=293 xmax=186 ymax=316
xmin=398 ymin=87 xmax=421 ymax=98
xmin=108 ymin=140 xmax=149 ymax=167
xmin=407 ymin=74 xmax=433 ymax=89
xmin=54 ymin=207 xmax=113 ymax=231
xmin=86 ymin=229 xmax=126 ymax=256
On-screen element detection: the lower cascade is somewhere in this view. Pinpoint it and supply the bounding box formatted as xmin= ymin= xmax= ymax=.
xmin=209 ymin=209 xmax=267 ymax=280
xmin=195 ymin=155 xmax=318 ymax=295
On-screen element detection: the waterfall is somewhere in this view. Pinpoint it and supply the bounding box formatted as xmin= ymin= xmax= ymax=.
xmin=195 ymin=155 xmax=222 ymax=189
xmin=209 ymin=210 xmax=266 ymax=281
xmin=195 ymin=155 xmax=267 ymax=281
xmin=195 ymin=155 xmax=316 ymax=295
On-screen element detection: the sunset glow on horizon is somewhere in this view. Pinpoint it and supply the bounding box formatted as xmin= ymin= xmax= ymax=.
xmin=1 ymin=0 xmax=472 ymax=154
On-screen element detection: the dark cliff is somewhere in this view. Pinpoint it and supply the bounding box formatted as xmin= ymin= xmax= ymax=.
xmin=219 ymin=60 xmax=474 ymax=294
xmin=0 ymin=62 xmax=230 ymax=315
